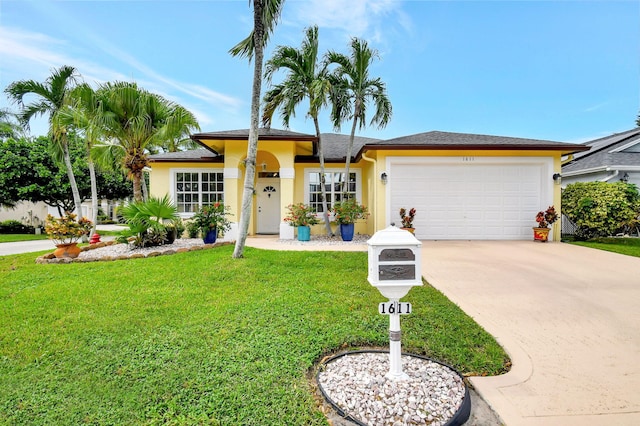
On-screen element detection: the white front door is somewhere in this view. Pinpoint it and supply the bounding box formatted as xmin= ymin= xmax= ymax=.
xmin=256 ymin=180 xmax=281 ymax=234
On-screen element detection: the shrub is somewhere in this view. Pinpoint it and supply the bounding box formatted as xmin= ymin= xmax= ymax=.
xmin=117 ymin=195 xmax=179 ymax=248
xmin=284 ymin=203 xmax=320 ymax=227
xmin=0 ymin=220 xmax=34 ymax=234
xmin=562 ymin=182 xmax=640 ymax=239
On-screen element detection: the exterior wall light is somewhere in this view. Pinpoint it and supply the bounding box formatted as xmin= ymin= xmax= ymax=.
xmin=552 ymin=173 xmax=562 ymax=184
xmin=381 ymin=172 xmax=388 ymax=184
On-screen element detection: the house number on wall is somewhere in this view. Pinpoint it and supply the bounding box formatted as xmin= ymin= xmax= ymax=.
xmin=462 ymin=156 xmax=475 ymax=162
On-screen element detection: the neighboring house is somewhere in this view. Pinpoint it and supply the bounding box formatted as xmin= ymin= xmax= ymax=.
xmin=148 ymin=128 xmax=588 ymax=241
xmin=562 ymin=128 xmax=640 ymax=188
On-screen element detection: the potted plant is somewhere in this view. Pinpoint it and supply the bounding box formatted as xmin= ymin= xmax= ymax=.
xmin=44 ymin=213 xmax=93 ymax=258
xmin=192 ymin=202 xmax=232 ymax=244
xmin=399 ymin=207 xmax=416 ymax=233
xmin=284 ymin=203 xmax=320 ymax=241
xmin=533 ymin=205 xmax=558 ymax=242
xmin=332 ymin=199 xmax=369 ymax=241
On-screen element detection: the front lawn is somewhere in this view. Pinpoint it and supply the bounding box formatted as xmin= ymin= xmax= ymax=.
xmin=0 ymin=246 xmax=508 ymax=425
xmin=569 ymin=237 xmax=640 ymax=258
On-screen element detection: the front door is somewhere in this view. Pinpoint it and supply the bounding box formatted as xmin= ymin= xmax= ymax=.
xmin=256 ymin=179 xmax=280 ymax=234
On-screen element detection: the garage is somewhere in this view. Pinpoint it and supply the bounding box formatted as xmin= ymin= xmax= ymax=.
xmin=387 ymin=156 xmax=554 ymax=240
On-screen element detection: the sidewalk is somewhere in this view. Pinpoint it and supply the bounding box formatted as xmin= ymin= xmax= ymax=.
xmin=0 ymin=225 xmax=123 ymax=256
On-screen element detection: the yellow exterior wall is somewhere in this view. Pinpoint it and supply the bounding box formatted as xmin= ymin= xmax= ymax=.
xmin=150 ymin=145 xmax=564 ymax=240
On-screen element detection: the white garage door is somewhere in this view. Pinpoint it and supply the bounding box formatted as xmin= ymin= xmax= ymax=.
xmin=388 ymin=157 xmax=553 ymax=240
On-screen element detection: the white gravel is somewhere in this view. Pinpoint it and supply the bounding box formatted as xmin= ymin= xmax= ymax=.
xmin=318 ymin=352 xmax=467 ymax=426
xmin=77 ymin=238 xmax=207 ymax=261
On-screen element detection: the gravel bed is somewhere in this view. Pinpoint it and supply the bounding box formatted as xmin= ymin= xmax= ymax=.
xmin=318 ymin=352 xmax=467 ymax=426
xmin=277 ymin=234 xmax=370 ymax=245
xmin=77 ymin=238 xmax=207 ymax=261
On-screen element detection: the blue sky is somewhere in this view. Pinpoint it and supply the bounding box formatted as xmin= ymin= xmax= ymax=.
xmin=1 ymin=0 xmax=638 ymax=144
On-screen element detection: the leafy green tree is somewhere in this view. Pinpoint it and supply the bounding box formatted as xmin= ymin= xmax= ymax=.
xmin=229 ymin=0 xmax=285 ymax=258
xmin=4 ymin=65 xmax=84 ymax=217
xmin=562 ymin=181 xmax=640 ymax=239
xmin=326 ymin=38 xmax=392 ymax=194
xmin=0 ymin=109 xmax=25 ymax=141
xmin=0 ymin=135 xmax=131 ymax=214
xmin=262 ymin=25 xmax=333 ymax=235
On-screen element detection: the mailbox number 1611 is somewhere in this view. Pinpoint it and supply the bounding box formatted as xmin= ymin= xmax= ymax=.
xmin=378 ymin=301 xmax=412 ymax=315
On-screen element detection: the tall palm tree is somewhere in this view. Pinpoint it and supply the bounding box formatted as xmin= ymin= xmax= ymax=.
xmin=4 ymin=65 xmax=84 ymax=217
xmin=92 ymin=81 xmax=198 ymax=202
xmin=326 ymin=38 xmax=392 ymax=195
xmin=229 ymin=0 xmax=285 ymax=258
xmin=53 ymin=83 xmax=104 ymax=234
xmin=262 ymin=25 xmax=333 ymax=235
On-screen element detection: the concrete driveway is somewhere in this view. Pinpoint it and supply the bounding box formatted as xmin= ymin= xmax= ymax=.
xmin=421 ymin=241 xmax=640 ymax=425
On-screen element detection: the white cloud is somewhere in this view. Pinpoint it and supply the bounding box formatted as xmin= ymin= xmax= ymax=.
xmin=0 ymin=26 xmax=242 ymax=135
xmin=288 ymin=0 xmax=409 ymax=45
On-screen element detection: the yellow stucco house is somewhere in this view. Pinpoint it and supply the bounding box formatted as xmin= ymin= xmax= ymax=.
xmin=148 ymin=128 xmax=588 ymax=242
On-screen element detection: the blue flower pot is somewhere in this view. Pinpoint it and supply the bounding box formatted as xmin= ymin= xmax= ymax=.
xmin=203 ymin=228 xmax=217 ymax=244
xmin=340 ymin=223 xmax=354 ymax=241
xmin=297 ymin=225 xmax=310 ymax=241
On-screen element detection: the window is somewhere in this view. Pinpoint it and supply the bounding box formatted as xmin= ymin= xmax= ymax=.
xmin=175 ymin=171 xmax=224 ymax=213
xmin=307 ymin=171 xmax=358 ymax=213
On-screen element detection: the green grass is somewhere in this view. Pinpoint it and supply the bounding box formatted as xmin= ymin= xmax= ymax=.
xmin=0 ymin=246 xmax=508 ymax=425
xmin=0 ymin=234 xmax=49 ymax=243
xmin=570 ymin=237 xmax=640 ymax=258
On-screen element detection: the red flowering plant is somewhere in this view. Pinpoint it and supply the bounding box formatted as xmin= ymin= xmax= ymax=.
xmin=399 ymin=207 xmax=416 ymax=229
xmin=284 ymin=203 xmax=320 ymax=227
xmin=192 ymin=202 xmax=232 ymax=235
xmin=44 ymin=213 xmax=92 ymax=245
xmin=535 ymin=206 xmax=558 ymax=229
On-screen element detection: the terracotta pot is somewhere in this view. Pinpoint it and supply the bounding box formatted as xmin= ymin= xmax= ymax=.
xmin=401 ymin=227 xmax=415 ymax=234
xmin=54 ymin=242 xmax=81 ymax=259
xmin=533 ymin=227 xmax=550 ymax=242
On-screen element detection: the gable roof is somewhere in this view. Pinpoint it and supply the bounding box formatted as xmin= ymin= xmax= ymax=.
xmin=359 ymin=131 xmax=588 ymax=157
xmin=562 ymin=128 xmax=640 ymax=173
xmin=152 ymin=128 xmax=589 ymax=163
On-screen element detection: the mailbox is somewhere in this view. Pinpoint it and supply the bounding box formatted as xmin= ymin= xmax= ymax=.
xmin=367 ymin=226 xmax=422 ymax=299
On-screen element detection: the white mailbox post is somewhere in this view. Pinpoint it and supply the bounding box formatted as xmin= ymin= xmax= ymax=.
xmin=367 ymin=226 xmax=422 ymax=380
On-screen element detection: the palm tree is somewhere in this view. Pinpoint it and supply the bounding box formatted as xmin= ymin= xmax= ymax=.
xmin=262 ymin=25 xmax=333 ymax=235
xmin=91 ymin=81 xmax=199 ymax=202
xmin=156 ymin=108 xmax=201 ymax=152
xmin=53 ymin=83 xmax=104 ymax=234
xmin=4 ymin=65 xmax=84 ymax=217
xmin=229 ymin=0 xmax=285 ymax=258
xmin=326 ymin=38 xmax=392 ymax=195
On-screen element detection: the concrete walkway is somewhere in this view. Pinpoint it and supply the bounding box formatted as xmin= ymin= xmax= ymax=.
xmin=0 ymin=225 xmax=124 ymax=256
xmin=421 ymin=241 xmax=640 ymax=426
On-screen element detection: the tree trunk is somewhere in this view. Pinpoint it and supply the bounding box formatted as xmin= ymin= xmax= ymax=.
xmin=132 ymin=170 xmax=143 ymax=202
xmin=233 ymin=0 xmax=265 ymax=259
xmin=314 ymin=118 xmax=333 ymax=236
xmin=343 ymin=108 xmax=359 ymax=197
xmin=61 ymin=133 xmax=88 ymax=242
xmin=88 ymin=157 xmax=98 ymax=236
